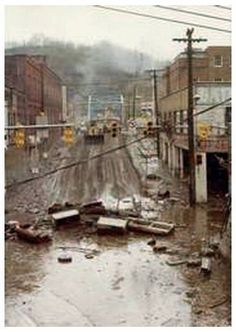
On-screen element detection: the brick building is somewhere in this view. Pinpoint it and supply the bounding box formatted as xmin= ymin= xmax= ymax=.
xmin=159 ymin=46 xmax=231 ymax=99
xmin=5 ymin=54 xmax=62 ymax=139
xmin=158 ymin=46 xmax=231 ymax=203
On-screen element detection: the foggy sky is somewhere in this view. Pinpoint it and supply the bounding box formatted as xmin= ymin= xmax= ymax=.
xmin=5 ymin=5 xmax=231 ymax=61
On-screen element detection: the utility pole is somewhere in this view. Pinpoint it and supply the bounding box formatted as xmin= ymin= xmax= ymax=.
xmin=153 ymin=69 xmax=160 ymax=157
xmin=132 ymin=85 xmax=136 ymax=119
xmin=173 ymin=28 xmax=207 ymax=206
xmin=146 ymin=69 xmax=165 ymax=158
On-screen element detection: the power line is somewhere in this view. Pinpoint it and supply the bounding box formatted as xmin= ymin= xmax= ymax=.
xmin=154 ymin=5 xmax=231 ymax=22
xmin=161 ymin=97 xmax=231 ymax=131
xmin=94 ymin=5 xmax=231 ymax=33
xmin=193 ymin=97 xmax=231 ymax=118
xmin=5 ymin=135 xmax=147 ymax=189
xmin=214 ymin=5 xmax=231 ymax=10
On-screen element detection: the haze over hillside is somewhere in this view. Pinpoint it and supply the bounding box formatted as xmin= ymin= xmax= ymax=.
xmin=5 ymin=36 xmax=168 ymax=93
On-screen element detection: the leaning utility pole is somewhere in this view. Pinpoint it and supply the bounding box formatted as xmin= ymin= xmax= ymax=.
xmin=173 ymin=28 xmax=207 ymax=206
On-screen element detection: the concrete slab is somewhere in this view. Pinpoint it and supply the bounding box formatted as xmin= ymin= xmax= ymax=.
xmin=97 ymin=217 xmax=128 ymax=234
xmin=52 ymin=209 xmax=79 ymax=226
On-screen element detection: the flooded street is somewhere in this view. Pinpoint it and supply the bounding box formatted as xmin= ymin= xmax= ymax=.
xmin=5 ymin=231 xmax=191 ymax=326
xmin=5 ymin=135 xmax=231 ymax=327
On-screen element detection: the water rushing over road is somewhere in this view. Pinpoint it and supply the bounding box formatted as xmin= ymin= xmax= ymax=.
xmin=5 ymin=230 xmax=191 ymax=327
xmin=5 ymin=134 xmax=230 ymax=326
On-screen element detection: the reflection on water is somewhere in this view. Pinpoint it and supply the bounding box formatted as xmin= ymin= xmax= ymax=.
xmin=5 ymin=227 xmax=192 ymax=327
xmin=5 ymin=194 xmax=230 ymax=327
xmin=5 ymin=241 xmax=51 ymax=297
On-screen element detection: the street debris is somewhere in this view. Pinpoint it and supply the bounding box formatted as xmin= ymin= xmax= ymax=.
xmin=185 ymin=288 xmax=197 ymax=298
xmin=209 ymin=297 xmax=228 ymax=309
xmin=48 ymin=203 xmax=65 ymax=214
xmin=85 ymin=254 xmax=94 ymax=259
xmin=186 ymin=258 xmax=202 ymax=267
xmin=167 ymin=197 xmax=180 ymax=204
xmin=146 ymin=173 xmax=158 ymax=180
xmin=80 ymin=200 xmax=106 ymax=215
xmin=201 ymin=246 xmax=216 ymax=257
xmin=157 ymin=190 xmax=170 ymax=200
xmin=128 ymin=220 xmax=175 ymax=236
xmin=166 ymin=259 xmax=187 ymax=266
xmin=153 ymin=244 xmax=167 ymax=253
xmin=200 ymin=257 xmax=212 ymax=274
xmin=56 ymin=246 xmax=100 ymax=256
xmin=147 ymin=237 xmax=156 ymax=246
xmin=97 ymin=216 xmax=128 ymax=234
xmin=82 ymin=205 xmax=106 ymax=215
xmin=52 ymin=209 xmax=80 ymax=227
xmin=57 ymin=253 xmax=72 ymax=263
xmin=15 ymin=222 xmax=52 ymax=244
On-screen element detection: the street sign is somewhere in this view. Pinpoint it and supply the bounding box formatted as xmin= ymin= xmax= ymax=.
xmin=197 ymin=123 xmax=210 ymax=140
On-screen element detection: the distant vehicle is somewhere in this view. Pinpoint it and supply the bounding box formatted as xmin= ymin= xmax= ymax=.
xmin=84 ymin=116 xmax=122 ymax=144
xmin=88 ymin=94 xmax=124 ymax=122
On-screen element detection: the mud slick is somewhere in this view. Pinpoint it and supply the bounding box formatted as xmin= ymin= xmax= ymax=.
xmin=5 ymin=135 xmax=231 ymax=326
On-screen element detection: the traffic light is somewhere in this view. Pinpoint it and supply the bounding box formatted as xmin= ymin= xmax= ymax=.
xmin=145 ymin=121 xmax=154 ymax=137
xmin=197 ymin=123 xmax=210 ymax=140
xmin=63 ymin=127 xmax=74 ymax=144
xmin=14 ymin=129 xmax=25 ymax=148
xmin=111 ymin=122 xmax=118 ymax=138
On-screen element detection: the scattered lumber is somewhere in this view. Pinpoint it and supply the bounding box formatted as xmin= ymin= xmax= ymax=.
xmin=52 ymin=209 xmax=80 ymax=226
xmin=127 ymin=220 xmax=174 ymax=236
xmin=97 ymin=217 xmax=128 ymax=234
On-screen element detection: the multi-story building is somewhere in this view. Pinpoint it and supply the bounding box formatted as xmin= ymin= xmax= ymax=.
xmin=5 ymin=54 xmax=63 ymax=141
xmin=159 ymin=46 xmax=231 ymax=202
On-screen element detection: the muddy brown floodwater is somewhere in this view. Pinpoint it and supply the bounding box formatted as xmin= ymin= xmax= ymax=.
xmin=5 ymin=135 xmax=231 ymax=326
xmin=5 ymin=230 xmax=193 ymax=327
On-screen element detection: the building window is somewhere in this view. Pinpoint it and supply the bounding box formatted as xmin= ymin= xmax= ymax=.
xmin=214 ymin=78 xmax=223 ymax=82
xmin=213 ymin=55 xmax=223 ymax=67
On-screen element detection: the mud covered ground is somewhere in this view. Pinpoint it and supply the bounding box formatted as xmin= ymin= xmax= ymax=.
xmin=5 ymin=133 xmax=231 ymax=326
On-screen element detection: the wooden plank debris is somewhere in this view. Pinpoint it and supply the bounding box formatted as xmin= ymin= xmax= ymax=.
xmin=52 ymin=209 xmax=80 ymax=226
xmin=97 ymin=217 xmax=128 ymax=234
xmin=127 ymin=220 xmax=174 ymax=235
